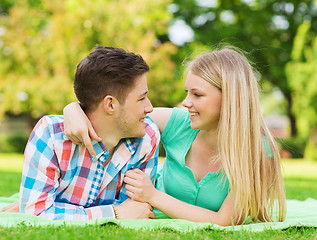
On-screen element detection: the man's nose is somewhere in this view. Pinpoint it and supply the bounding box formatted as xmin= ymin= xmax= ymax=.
xmin=145 ymin=98 xmax=153 ymax=113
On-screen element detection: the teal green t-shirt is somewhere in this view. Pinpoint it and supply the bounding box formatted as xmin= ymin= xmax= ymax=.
xmin=155 ymin=108 xmax=230 ymax=215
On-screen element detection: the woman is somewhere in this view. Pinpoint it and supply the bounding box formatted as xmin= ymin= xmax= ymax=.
xmin=63 ymin=46 xmax=286 ymax=226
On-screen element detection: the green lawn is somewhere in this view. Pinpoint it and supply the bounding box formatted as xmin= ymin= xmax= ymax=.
xmin=0 ymin=153 xmax=316 ymax=239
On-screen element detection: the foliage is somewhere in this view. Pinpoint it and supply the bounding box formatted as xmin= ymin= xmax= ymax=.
xmin=0 ymin=0 xmax=14 ymax=15
xmin=286 ymin=22 xmax=317 ymax=160
xmin=276 ymin=137 xmax=307 ymax=158
xmin=0 ymin=134 xmax=28 ymax=153
xmin=169 ymin=0 xmax=317 ymax=137
xmin=0 ymin=0 xmax=178 ymax=124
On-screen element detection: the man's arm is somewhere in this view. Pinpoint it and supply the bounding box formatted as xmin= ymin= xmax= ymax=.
xmin=20 ymin=116 xmax=113 ymax=220
xmin=20 ymin=116 xmax=154 ymax=220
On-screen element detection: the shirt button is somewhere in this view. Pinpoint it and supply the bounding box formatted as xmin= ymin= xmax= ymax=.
xmin=97 ymin=169 xmax=103 ymax=174
xmin=88 ymin=199 xmax=93 ymax=204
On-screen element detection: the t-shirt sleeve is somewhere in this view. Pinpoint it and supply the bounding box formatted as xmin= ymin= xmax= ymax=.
xmin=161 ymin=108 xmax=190 ymax=146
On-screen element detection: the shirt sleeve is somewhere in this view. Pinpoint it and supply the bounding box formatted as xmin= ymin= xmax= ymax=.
xmin=19 ymin=116 xmax=116 ymax=220
xmin=161 ymin=107 xmax=190 ymax=146
xmin=137 ymin=117 xmax=160 ymax=184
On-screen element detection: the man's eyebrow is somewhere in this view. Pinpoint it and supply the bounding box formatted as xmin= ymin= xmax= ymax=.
xmin=138 ymin=91 xmax=148 ymax=97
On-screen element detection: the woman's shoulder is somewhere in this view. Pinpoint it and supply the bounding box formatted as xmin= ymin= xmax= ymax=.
xmin=165 ymin=107 xmax=190 ymax=129
xmin=161 ymin=107 xmax=195 ymax=142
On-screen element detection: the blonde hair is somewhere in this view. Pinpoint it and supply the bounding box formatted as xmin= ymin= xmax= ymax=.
xmin=187 ymin=46 xmax=286 ymax=224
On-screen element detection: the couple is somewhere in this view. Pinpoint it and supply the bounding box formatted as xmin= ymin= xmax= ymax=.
xmin=2 ymin=45 xmax=286 ymax=226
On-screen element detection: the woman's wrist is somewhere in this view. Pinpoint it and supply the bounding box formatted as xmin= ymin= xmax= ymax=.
xmin=148 ymin=188 xmax=161 ymax=207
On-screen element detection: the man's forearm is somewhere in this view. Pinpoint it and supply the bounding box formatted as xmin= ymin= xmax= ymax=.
xmin=22 ymin=200 xmax=116 ymax=220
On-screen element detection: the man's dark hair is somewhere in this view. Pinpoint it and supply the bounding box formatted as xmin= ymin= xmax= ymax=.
xmin=74 ymin=45 xmax=149 ymax=111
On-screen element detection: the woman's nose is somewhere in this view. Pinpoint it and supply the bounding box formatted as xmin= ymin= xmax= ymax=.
xmin=182 ymin=95 xmax=191 ymax=108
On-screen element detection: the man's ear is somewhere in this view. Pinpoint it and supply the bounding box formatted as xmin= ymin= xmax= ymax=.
xmin=102 ymin=95 xmax=119 ymax=114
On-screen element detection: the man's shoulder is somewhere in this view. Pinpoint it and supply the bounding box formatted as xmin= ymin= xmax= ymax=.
xmin=33 ymin=115 xmax=66 ymax=140
xmin=41 ymin=114 xmax=64 ymax=124
xmin=144 ymin=116 xmax=160 ymax=139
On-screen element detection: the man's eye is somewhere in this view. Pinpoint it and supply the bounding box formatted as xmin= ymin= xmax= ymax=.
xmin=139 ymin=97 xmax=145 ymax=101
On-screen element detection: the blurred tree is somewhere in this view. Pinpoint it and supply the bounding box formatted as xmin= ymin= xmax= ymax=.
xmin=286 ymin=22 xmax=317 ymax=160
xmin=0 ymin=0 xmax=14 ymax=16
xmin=168 ymin=0 xmax=317 ymax=137
xmin=0 ymin=0 xmax=178 ymax=127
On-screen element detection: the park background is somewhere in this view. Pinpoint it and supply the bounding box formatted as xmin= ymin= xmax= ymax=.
xmin=0 ymin=0 xmax=317 ymax=160
xmin=0 ymin=1 xmax=317 ymax=239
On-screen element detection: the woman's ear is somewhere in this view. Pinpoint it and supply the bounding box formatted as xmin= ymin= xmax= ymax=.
xmin=102 ymin=95 xmax=119 ymax=114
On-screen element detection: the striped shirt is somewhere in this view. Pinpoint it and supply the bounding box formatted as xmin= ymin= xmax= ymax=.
xmin=19 ymin=115 xmax=160 ymax=221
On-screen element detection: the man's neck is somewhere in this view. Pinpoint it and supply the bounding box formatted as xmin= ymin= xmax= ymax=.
xmin=87 ymin=111 xmax=121 ymax=154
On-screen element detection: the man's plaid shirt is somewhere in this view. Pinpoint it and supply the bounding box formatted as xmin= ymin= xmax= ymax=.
xmin=19 ymin=115 xmax=160 ymax=220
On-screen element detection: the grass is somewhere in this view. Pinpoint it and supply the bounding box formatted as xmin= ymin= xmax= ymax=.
xmin=281 ymin=159 xmax=317 ymax=200
xmin=0 ymin=225 xmax=316 ymax=240
xmin=0 ymin=153 xmax=316 ymax=239
xmin=0 ymin=153 xmax=23 ymax=197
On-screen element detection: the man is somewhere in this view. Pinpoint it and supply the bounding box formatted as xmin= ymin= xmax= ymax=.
xmin=2 ymin=46 xmax=160 ymax=220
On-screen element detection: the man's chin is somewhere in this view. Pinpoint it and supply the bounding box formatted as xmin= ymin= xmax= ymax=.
xmin=134 ymin=127 xmax=146 ymax=138
xmin=135 ymin=131 xmax=146 ymax=138
xmin=125 ymin=129 xmax=146 ymax=138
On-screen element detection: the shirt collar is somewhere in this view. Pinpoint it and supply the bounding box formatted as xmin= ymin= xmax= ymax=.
xmin=120 ymin=138 xmax=137 ymax=154
xmin=88 ymin=138 xmax=137 ymax=163
xmin=89 ymin=140 xmax=108 ymax=162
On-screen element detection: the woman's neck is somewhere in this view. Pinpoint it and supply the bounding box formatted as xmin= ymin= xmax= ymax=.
xmin=197 ymin=129 xmax=218 ymax=152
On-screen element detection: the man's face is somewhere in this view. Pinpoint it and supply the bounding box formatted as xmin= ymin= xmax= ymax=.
xmin=116 ymin=74 xmax=153 ymax=138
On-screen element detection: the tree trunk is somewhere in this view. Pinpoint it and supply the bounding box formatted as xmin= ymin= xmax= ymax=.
xmin=284 ymin=91 xmax=298 ymax=137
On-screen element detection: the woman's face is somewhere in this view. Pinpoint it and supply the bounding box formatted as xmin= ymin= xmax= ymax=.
xmin=182 ymin=71 xmax=222 ymax=132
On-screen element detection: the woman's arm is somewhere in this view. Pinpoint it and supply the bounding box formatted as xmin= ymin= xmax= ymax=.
xmin=124 ymin=169 xmax=237 ymax=226
xmin=63 ymin=102 xmax=102 ymax=157
xmin=63 ymin=102 xmax=173 ymax=155
xmin=147 ymin=107 xmax=173 ymax=133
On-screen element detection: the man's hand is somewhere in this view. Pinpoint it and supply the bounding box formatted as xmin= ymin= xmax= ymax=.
xmin=115 ymin=198 xmax=155 ymax=219
xmin=124 ymin=168 xmax=157 ymax=204
xmin=1 ymin=201 xmax=19 ymax=212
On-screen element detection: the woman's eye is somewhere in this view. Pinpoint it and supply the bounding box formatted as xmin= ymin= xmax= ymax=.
xmin=194 ymin=93 xmax=201 ymax=97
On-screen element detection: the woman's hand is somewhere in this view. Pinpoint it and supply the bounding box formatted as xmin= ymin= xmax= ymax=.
xmin=63 ymin=102 xmax=101 ymax=157
xmin=124 ymin=168 xmax=157 ymax=204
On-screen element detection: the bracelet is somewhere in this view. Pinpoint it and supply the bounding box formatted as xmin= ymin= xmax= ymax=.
xmin=112 ymin=204 xmax=119 ymax=219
